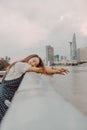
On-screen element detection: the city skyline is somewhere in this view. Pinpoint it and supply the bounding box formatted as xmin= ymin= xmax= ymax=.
xmin=0 ymin=0 xmax=87 ymax=62
xmin=0 ymin=33 xmax=87 ymax=62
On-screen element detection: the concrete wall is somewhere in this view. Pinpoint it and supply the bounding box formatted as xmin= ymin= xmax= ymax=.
xmin=1 ymin=72 xmax=87 ymax=130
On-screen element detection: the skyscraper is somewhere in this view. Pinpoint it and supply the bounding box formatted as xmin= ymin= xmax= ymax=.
xmin=77 ymin=47 xmax=87 ymax=63
xmin=69 ymin=33 xmax=77 ymax=60
xmin=46 ymin=45 xmax=54 ymax=66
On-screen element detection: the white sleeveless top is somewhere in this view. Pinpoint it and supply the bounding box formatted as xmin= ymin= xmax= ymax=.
xmin=5 ymin=62 xmax=29 ymax=80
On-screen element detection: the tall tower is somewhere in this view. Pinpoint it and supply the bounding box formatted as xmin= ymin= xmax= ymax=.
xmin=69 ymin=33 xmax=77 ymax=60
xmin=46 ymin=45 xmax=54 ymax=66
xmin=72 ymin=33 xmax=77 ymax=60
xmin=69 ymin=42 xmax=73 ymax=60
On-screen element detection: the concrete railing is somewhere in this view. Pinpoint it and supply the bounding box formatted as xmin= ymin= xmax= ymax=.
xmin=0 ymin=71 xmax=6 ymax=76
xmin=0 ymin=72 xmax=87 ymax=130
xmin=0 ymin=71 xmax=6 ymax=81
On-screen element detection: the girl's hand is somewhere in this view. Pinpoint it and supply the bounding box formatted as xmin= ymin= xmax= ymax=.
xmin=55 ymin=68 xmax=70 ymax=75
xmin=45 ymin=67 xmax=70 ymax=75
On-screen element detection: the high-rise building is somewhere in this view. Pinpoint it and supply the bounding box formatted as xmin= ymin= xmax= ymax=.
xmin=54 ymin=55 xmax=59 ymax=62
xmin=69 ymin=33 xmax=77 ymax=60
xmin=77 ymin=47 xmax=87 ymax=63
xmin=46 ymin=45 xmax=54 ymax=66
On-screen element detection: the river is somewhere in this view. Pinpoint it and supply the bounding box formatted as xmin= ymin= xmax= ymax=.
xmin=51 ymin=63 xmax=87 ymax=116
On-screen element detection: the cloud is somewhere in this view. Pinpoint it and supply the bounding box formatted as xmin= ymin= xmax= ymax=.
xmin=0 ymin=6 xmax=49 ymax=49
xmin=0 ymin=0 xmax=87 ymax=61
xmin=79 ymin=22 xmax=87 ymax=36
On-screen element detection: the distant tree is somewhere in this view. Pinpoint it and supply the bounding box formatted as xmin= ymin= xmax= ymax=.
xmin=4 ymin=56 xmax=11 ymax=63
xmin=0 ymin=56 xmax=11 ymax=71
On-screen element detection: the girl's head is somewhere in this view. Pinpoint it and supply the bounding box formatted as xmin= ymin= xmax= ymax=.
xmin=6 ymin=54 xmax=44 ymax=71
xmin=20 ymin=54 xmax=44 ymax=67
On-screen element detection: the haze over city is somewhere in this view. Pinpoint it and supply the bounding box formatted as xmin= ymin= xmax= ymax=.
xmin=0 ymin=0 xmax=87 ymax=62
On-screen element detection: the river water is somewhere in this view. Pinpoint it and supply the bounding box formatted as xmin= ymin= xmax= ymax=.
xmin=51 ymin=63 xmax=87 ymax=116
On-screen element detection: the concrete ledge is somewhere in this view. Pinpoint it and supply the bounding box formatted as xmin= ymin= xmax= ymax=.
xmin=1 ymin=72 xmax=87 ymax=130
xmin=0 ymin=71 xmax=6 ymax=76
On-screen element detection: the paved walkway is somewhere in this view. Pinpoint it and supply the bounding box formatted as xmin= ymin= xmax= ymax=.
xmin=1 ymin=73 xmax=87 ymax=130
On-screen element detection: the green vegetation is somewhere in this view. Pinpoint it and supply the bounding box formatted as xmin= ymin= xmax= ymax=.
xmin=0 ymin=56 xmax=11 ymax=70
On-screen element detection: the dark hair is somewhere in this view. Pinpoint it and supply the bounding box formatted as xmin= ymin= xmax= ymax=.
xmin=6 ymin=54 xmax=44 ymax=71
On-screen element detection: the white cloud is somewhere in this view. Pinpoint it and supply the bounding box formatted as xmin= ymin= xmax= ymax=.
xmin=0 ymin=7 xmax=49 ymax=49
xmin=79 ymin=22 xmax=87 ymax=36
xmin=0 ymin=0 xmax=87 ymax=61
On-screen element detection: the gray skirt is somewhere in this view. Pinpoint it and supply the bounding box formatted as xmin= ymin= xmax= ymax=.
xmin=0 ymin=75 xmax=24 ymax=122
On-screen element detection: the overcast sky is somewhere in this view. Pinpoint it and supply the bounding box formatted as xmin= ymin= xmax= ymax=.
xmin=0 ymin=0 xmax=87 ymax=62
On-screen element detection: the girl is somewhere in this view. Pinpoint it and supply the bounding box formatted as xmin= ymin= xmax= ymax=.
xmin=0 ymin=54 xmax=69 ymax=122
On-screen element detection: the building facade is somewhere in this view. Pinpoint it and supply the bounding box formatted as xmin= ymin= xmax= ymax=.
xmin=69 ymin=33 xmax=77 ymax=61
xmin=54 ymin=55 xmax=59 ymax=62
xmin=46 ymin=45 xmax=54 ymax=66
xmin=77 ymin=47 xmax=87 ymax=63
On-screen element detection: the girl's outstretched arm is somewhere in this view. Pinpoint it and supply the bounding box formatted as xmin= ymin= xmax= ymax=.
xmin=25 ymin=67 xmax=46 ymax=74
xmin=25 ymin=66 xmax=69 ymax=75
